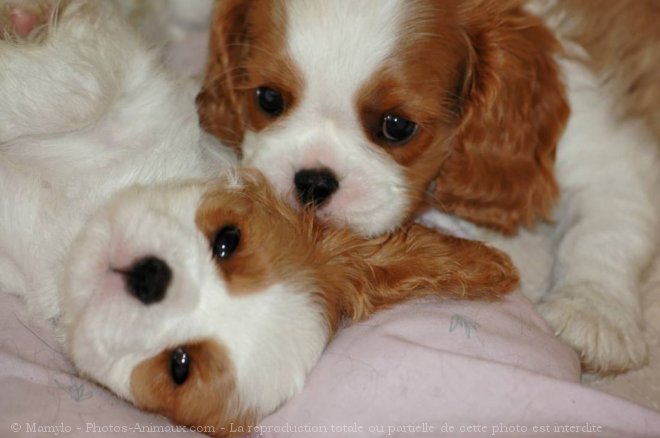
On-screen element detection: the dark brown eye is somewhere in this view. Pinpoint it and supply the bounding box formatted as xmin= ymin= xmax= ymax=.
xmin=170 ymin=347 xmax=190 ymax=385
xmin=212 ymin=226 xmax=241 ymax=259
xmin=255 ymin=86 xmax=284 ymax=116
xmin=379 ymin=114 xmax=417 ymax=145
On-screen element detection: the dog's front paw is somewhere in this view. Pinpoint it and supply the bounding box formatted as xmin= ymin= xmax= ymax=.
xmin=538 ymin=283 xmax=648 ymax=375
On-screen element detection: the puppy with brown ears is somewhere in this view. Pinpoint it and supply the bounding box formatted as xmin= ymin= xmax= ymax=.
xmin=198 ymin=0 xmax=660 ymax=374
xmin=64 ymin=170 xmax=517 ymax=434
xmin=197 ymin=0 xmax=567 ymax=236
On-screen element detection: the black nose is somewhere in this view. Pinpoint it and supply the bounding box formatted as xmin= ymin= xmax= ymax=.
xmin=294 ymin=168 xmax=339 ymax=207
xmin=117 ymin=256 xmax=172 ymax=305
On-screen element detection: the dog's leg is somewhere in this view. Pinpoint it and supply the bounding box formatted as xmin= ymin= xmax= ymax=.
xmin=539 ymin=187 xmax=657 ymax=374
xmin=536 ymin=62 xmax=660 ymax=373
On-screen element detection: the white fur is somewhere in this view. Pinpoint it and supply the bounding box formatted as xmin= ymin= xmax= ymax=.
xmin=537 ymin=57 xmax=659 ymax=371
xmin=0 ymin=0 xmax=331 ymax=420
xmin=242 ymin=0 xmax=410 ymax=236
xmin=0 ymin=0 xmax=234 ymax=319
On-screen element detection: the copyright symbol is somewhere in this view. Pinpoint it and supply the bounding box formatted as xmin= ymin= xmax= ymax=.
xmin=10 ymin=423 xmax=21 ymax=432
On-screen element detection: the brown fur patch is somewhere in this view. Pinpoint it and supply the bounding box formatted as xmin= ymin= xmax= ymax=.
xmin=355 ymin=1 xmax=474 ymax=218
xmin=317 ymin=223 xmax=519 ymax=323
xmin=547 ymin=0 xmax=660 ymax=142
xmin=131 ymin=340 xmax=255 ymax=437
xmin=197 ymin=0 xmax=300 ymax=150
xmin=356 ymin=0 xmax=569 ymax=234
xmin=422 ymin=0 xmax=569 ymax=234
xmin=197 ymin=169 xmax=519 ymax=329
xmin=194 ymin=170 xmax=317 ymax=296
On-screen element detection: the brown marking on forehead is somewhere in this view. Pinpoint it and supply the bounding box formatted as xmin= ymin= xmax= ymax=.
xmin=194 ymin=181 xmax=270 ymax=294
xmin=198 ymin=0 xmax=303 ymax=148
xmin=193 ymin=171 xmax=317 ymax=296
xmin=240 ymin=1 xmax=303 ymax=133
xmin=195 ymin=170 xmax=353 ymax=332
xmin=130 ymin=340 xmax=255 ymax=436
xmin=356 ymin=0 xmax=469 ymax=215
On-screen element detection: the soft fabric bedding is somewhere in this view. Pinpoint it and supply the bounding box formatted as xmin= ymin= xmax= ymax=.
xmin=3 ymin=289 xmax=660 ymax=437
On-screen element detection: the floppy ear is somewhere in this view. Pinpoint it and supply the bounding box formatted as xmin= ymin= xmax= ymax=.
xmin=325 ymin=224 xmax=519 ymax=323
xmin=196 ymin=0 xmax=250 ymax=149
xmin=432 ymin=1 xmax=569 ymax=234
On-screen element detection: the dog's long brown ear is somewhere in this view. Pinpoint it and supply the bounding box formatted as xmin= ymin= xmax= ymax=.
xmin=324 ymin=224 xmax=519 ymax=323
xmin=196 ymin=0 xmax=251 ymax=148
xmin=432 ymin=1 xmax=569 ymax=234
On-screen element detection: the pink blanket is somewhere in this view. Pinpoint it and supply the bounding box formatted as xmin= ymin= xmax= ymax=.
xmin=3 ymin=289 xmax=659 ymax=437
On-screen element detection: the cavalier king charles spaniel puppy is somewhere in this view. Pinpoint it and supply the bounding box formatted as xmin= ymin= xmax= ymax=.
xmin=65 ymin=170 xmax=516 ymax=435
xmin=197 ymin=0 xmax=660 ymax=374
xmin=0 ymin=1 xmax=517 ymax=435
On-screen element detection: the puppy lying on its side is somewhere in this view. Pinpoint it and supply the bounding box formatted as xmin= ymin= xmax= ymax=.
xmin=64 ymin=170 xmax=517 ymax=434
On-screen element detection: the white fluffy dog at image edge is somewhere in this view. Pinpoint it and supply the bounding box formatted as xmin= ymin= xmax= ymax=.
xmin=0 ymin=0 xmax=235 ymax=320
